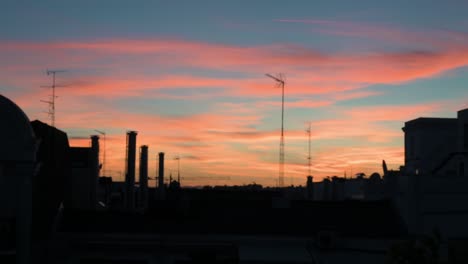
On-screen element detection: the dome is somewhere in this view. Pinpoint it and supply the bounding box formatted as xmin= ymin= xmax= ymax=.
xmin=0 ymin=95 xmax=36 ymax=161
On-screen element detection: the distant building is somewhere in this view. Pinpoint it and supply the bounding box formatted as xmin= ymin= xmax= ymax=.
xmin=311 ymin=173 xmax=389 ymax=202
xmin=30 ymin=120 xmax=70 ymax=240
xmin=397 ymin=108 xmax=468 ymax=238
xmin=403 ymin=117 xmax=457 ymax=176
xmin=66 ymin=136 xmax=100 ymax=211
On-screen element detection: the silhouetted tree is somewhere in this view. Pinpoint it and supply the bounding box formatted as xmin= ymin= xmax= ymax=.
xmin=355 ymin=172 xmax=366 ymax=179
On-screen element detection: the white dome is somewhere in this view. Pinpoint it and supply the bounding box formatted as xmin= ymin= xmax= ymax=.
xmin=0 ymin=95 xmax=36 ymax=161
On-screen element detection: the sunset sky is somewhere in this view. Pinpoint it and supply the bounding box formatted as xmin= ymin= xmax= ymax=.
xmin=2 ymin=1 xmax=468 ymax=186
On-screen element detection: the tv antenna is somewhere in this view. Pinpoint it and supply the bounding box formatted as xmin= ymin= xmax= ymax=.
xmin=95 ymin=129 xmax=107 ymax=176
xmin=306 ymin=122 xmax=312 ymax=177
xmin=40 ymin=69 xmax=66 ymax=127
xmin=266 ymin=73 xmax=285 ymax=187
xmin=174 ymin=155 xmax=181 ymax=184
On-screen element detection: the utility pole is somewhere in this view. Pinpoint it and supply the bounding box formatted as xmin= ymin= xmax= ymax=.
xmin=266 ymin=73 xmax=285 ymax=187
xmin=306 ymin=122 xmax=312 ymax=177
xmin=95 ymin=130 xmax=106 ymax=176
xmin=40 ymin=70 xmax=66 ymax=127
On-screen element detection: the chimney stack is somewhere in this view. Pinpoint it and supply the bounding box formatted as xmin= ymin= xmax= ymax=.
xmin=306 ymin=176 xmax=314 ymax=200
xmin=91 ymin=135 xmax=99 ymax=153
xmin=90 ymin=135 xmax=100 ymax=208
xmin=158 ymin=152 xmax=165 ymax=200
xmin=139 ymin=145 xmax=148 ymax=209
xmin=125 ymin=131 xmax=137 ymax=210
xmin=90 ymin=135 xmax=100 ymax=171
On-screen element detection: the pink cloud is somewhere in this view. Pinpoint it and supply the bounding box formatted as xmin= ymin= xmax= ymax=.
xmin=2 ymin=35 xmax=468 ymax=102
xmin=256 ymin=100 xmax=333 ymax=109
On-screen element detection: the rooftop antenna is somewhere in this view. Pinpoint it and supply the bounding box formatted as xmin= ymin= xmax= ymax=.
xmin=95 ymin=130 xmax=107 ymax=176
xmin=174 ymin=155 xmax=181 ymax=184
xmin=266 ymin=73 xmax=286 ymax=187
xmin=306 ymin=122 xmax=312 ymax=177
xmin=40 ymin=69 xmax=66 ymax=127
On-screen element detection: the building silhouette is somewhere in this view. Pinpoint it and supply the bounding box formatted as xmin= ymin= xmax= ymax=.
xmin=402 ymin=111 xmax=468 ymax=177
xmin=0 ymin=95 xmax=37 ymax=264
xmin=67 ymin=136 xmax=99 ymax=211
xmin=397 ymin=108 xmax=468 ymax=238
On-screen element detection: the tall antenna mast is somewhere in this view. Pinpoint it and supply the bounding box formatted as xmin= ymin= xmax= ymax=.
xmin=266 ymin=73 xmax=285 ymax=187
xmin=95 ymin=129 xmax=107 ymax=176
xmin=40 ymin=69 xmax=66 ymax=127
xmin=306 ymin=122 xmax=312 ymax=177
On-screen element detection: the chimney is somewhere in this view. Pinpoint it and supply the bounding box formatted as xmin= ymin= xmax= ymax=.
xmin=158 ymin=152 xmax=165 ymax=200
xmin=306 ymin=176 xmax=314 ymax=200
xmin=125 ymin=131 xmax=137 ymax=209
xmin=139 ymin=145 xmax=148 ymax=209
xmin=90 ymin=135 xmax=99 ymax=209
xmin=91 ymin=135 xmax=99 ymax=153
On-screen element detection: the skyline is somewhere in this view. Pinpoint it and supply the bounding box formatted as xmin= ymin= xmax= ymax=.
xmin=2 ymin=1 xmax=468 ymax=186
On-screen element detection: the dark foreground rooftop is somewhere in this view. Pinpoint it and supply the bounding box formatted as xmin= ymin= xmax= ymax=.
xmin=59 ymin=199 xmax=406 ymax=239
